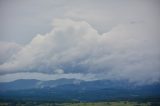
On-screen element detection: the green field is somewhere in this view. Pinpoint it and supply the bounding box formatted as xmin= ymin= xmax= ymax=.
xmin=0 ymin=101 xmax=158 ymax=106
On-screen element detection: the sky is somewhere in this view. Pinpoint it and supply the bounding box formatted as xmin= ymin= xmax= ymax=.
xmin=0 ymin=0 xmax=160 ymax=85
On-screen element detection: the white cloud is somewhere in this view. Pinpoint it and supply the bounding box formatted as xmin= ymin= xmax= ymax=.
xmin=55 ymin=69 xmax=64 ymax=74
xmin=0 ymin=41 xmax=22 ymax=64
xmin=0 ymin=19 xmax=160 ymax=84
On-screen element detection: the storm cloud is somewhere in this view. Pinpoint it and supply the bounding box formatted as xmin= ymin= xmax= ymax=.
xmin=0 ymin=19 xmax=160 ymax=84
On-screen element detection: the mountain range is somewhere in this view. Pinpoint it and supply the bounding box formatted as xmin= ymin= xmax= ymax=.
xmin=0 ymin=79 xmax=160 ymax=102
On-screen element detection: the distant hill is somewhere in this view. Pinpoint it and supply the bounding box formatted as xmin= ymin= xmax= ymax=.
xmin=0 ymin=78 xmax=82 ymax=90
xmin=0 ymin=79 xmax=160 ymax=102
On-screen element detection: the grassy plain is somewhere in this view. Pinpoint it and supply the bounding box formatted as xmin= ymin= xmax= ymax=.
xmin=0 ymin=101 xmax=154 ymax=106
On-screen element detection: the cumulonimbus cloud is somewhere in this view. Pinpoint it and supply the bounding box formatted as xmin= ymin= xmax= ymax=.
xmin=0 ymin=19 xmax=160 ymax=84
xmin=0 ymin=42 xmax=22 ymax=64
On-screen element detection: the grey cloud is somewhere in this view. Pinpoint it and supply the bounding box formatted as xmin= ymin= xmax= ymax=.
xmin=0 ymin=41 xmax=22 ymax=64
xmin=0 ymin=19 xmax=159 ymax=84
xmin=1 ymin=0 xmax=160 ymax=44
